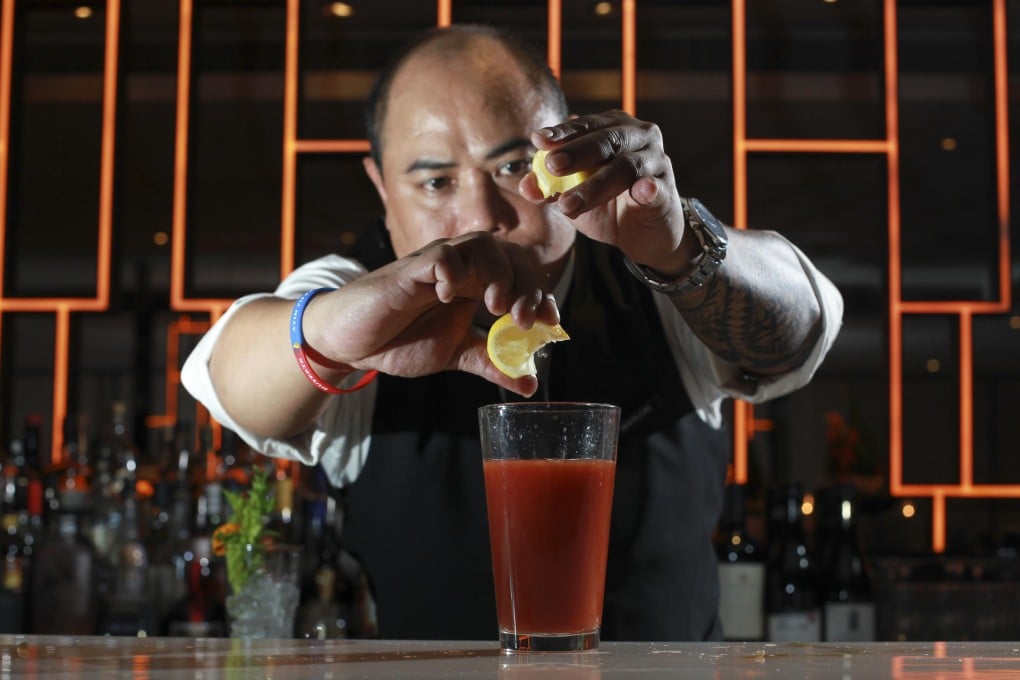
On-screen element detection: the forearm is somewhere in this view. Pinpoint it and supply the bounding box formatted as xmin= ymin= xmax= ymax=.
xmin=668 ymin=228 xmax=823 ymax=377
xmin=208 ymin=296 xmax=347 ymax=439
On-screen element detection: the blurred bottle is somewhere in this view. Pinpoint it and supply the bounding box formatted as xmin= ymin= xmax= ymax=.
xmin=271 ymin=462 xmax=296 ymax=543
xmin=716 ymin=482 xmax=765 ymax=641
xmin=102 ymin=448 xmax=153 ymax=636
xmin=21 ymin=416 xmax=47 ymax=526
xmin=817 ymin=484 xmax=875 ymax=641
xmin=84 ymin=432 xmax=121 ymax=562
xmin=0 ymin=508 xmax=28 ymax=633
xmin=297 ymin=565 xmax=349 ymax=640
xmin=165 ymin=488 xmax=227 ymax=637
xmin=199 ymin=425 xmax=225 ymax=532
xmin=57 ymin=414 xmax=93 ymax=514
xmin=296 ymin=466 xmax=350 ymax=639
xmin=765 ymin=483 xmax=821 ymax=642
xmin=30 ymin=510 xmax=99 ymax=634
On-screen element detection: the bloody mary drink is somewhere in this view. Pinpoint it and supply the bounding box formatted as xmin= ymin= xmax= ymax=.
xmin=478 ymin=402 xmax=620 ymax=653
xmin=484 ymin=458 xmax=616 ymax=636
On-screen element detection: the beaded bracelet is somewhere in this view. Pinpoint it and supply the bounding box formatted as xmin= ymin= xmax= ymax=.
xmin=289 ymin=287 xmax=378 ymax=394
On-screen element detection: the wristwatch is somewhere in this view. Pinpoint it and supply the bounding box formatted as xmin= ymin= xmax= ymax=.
xmin=623 ymin=197 xmax=728 ymax=294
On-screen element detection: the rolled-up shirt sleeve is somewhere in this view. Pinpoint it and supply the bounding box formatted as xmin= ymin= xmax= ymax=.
xmin=180 ymin=254 xmax=376 ymax=487
xmin=654 ymin=237 xmax=844 ymax=430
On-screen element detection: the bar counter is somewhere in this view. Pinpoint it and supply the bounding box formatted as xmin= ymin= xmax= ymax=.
xmin=3 ymin=637 xmax=1020 ymax=678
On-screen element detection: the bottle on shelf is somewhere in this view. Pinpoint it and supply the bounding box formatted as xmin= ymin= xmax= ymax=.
xmin=765 ymin=482 xmax=821 ymax=642
xmin=295 ymin=466 xmax=350 ymax=639
xmin=30 ymin=510 xmax=99 ymax=635
xmin=0 ymin=504 xmax=28 ymax=634
xmin=817 ymin=484 xmax=876 ymax=641
xmin=20 ymin=416 xmax=48 ymax=525
xmin=101 ymin=448 xmax=154 ymax=636
xmin=165 ymin=487 xmax=227 ymax=637
xmin=57 ymin=414 xmax=92 ymax=514
xmin=716 ymin=482 xmax=765 ymax=641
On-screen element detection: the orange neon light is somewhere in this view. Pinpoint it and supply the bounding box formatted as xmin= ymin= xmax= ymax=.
xmin=886 ymin=0 xmax=1012 ymax=553
xmin=437 ymin=0 xmax=451 ymax=28
xmin=742 ymin=139 xmax=891 ymax=154
xmin=0 ymin=0 xmax=121 ymax=464
xmin=282 ymin=0 xmax=300 ymax=278
xmin=620 ymin=0 xmax=636 ymax=116
xmin=169 ymin=0 xmax=231 ymax=318
xmin=732 ymin=0 xmax=1014 ymax=549
xmin=146 ymin=316 xmax=209 ymax=430
xmin=547 ymin=0 xmax=561 ymax=80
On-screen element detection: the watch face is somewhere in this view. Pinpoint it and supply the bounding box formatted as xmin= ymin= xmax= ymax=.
xmin=690 ymin=198 xmax=728 ymax=247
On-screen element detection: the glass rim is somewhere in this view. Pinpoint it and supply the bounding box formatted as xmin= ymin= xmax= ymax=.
xmin=479 ymin=401 xmax=620 ymax=415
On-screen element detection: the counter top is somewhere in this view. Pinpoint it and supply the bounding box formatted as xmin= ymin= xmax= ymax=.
xmin=3 ymin=636 xmax=1020 ymax=679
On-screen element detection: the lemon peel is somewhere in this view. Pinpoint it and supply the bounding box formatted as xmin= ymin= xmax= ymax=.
xmin=532 ymin=149 xmax=590 ymax=198
xmin=486 ymin=313 xmax=570 ymax=379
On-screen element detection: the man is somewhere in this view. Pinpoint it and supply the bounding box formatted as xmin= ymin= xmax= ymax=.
xmin=183 ymin=24 xmax=842 ymax=640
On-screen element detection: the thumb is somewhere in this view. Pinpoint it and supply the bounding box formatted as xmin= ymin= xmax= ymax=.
xmin=629 ymin=176 xmax=670 ymax=208
xmin=457 ymin=339 xmax=540 ymax=398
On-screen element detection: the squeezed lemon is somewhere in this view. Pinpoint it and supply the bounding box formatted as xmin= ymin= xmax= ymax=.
xmin=532 ymin=149 xmax=590 ymax=198
xmin=486 ymin=313 xmax=570 ymax=378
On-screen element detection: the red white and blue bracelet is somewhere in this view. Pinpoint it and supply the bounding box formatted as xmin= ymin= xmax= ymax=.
xmin=289 ymin=287 xmax=378 ymax=394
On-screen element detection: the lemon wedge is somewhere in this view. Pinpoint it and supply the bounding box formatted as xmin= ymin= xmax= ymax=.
xmin=532 ymin=149 xmax=590 ymax=198
xmin=486 ymin=313 xmax=570 ymax=378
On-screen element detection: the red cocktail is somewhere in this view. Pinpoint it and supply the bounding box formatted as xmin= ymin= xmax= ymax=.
xmin=478 ymin=403 xmax=620 ymax=653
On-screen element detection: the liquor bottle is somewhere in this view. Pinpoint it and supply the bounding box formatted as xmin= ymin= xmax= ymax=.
xmin=716 ymin=482 xmax=765 ymax=641
xmin=765 ymin=483 xmax=821 ymax=642
xmin=165 ymin=491 xmax=227 ymax=637
xmin=84 ymin=432 xmax=121 ymax=562
xmin=272 ymin=463 xmax=296 ymax=543
xmin=199 ymin=425 xmax=225 ymax=531
xmin=30 ymin=510 xmax=99 ymax=634
xmin=817 ymin=484 xmax=876 ymax=641
xmin=102 ymin=449 xmax=154 ymax=636
xmin=57 ymin=415 xmax=92 ymax=513
xmin=0 ymin=510 xmax=28 ymax=633
xmin=20 ymin=416 xmax=47 ymax=523
xmin=296 ymin=565 xmax=349 ymax=640
xmin=295 ymin=466 xmax=349 ymax=639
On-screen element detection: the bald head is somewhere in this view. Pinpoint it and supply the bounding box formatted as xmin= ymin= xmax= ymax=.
xmin=365 ymin=25 xmax=568 ymax=170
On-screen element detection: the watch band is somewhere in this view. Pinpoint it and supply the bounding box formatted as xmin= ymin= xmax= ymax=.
xmin=623 ymin=197 xmax=727 ymax=294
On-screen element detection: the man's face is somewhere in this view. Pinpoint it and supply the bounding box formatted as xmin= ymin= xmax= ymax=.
xmin=364 ymin=39 xmax=575 ymax=286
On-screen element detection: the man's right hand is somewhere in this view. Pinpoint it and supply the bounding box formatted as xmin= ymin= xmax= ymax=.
xmin=208 ymin=231 xmax=559 ymax=439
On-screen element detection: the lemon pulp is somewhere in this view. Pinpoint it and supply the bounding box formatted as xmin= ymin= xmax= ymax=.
xmin=532 ymin=149 xmax=590 ymax=199
xmin=486 ymin=313 xmax=570 ymax=378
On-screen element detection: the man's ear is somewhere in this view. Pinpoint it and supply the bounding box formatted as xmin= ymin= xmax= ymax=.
xmin=363 ymin=156 xmax=388 ymax=207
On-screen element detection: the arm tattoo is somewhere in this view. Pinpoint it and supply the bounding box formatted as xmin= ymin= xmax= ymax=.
xmin=670 ymin=258 xmax=823 ymax=376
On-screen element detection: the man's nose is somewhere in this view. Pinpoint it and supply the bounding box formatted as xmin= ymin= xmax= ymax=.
xmin=457 ymin=171 xmax=515 ymax=234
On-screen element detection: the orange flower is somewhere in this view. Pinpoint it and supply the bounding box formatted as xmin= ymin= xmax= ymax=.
xmin=212 ymin=522 xmax=240 ymax=556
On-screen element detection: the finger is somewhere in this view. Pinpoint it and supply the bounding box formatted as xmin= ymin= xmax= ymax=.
xmin=532 ymin=110 xmax=632 ymax=145
xmin=518 ymin=172 xmax=554 ymax=204
xmin=501 ymin=245 xmax=547 ymax=326
xmin=458 ymin=338 xmax=539 ymax=398
xmin=558 ymin=154 xmax=670 ymax=219
xmin=432 ymin=233 xmax=515 ymax=310
xmin=544 ymin=124 xmax=660 ymax=177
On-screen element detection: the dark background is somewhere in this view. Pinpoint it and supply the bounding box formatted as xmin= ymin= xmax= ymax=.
xmin=2 ymin=0 xmax=1019 ymax=562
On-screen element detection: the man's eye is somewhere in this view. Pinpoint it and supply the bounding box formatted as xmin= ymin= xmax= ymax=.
xmin=421 ymin=177 xmax=451 ymax=192
xmin=496 ymin=159 xmax=532 ymax=177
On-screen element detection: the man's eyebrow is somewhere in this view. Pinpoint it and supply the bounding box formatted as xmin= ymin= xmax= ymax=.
xmin=486 ymin=137 xmax=533 ymax=160
xmin=404 ymin=138 xmax=533 ymax=173
xmin=405 ymin=158 xmax=456 ymax=173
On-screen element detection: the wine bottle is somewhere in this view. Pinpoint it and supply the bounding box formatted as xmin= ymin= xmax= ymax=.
xmin=30 ymin=510 xmax=99 ymax=634
xmin=765 ymin=483 xmax=821 ymax=642
xmin=716 ymin=482 xmax=765 ymax=641
xmin=818 ymin=484 xmax=876 ymax=641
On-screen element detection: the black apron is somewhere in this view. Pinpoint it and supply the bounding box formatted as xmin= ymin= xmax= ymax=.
xmin=341 ymin=226 xmax=729 ymax=640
